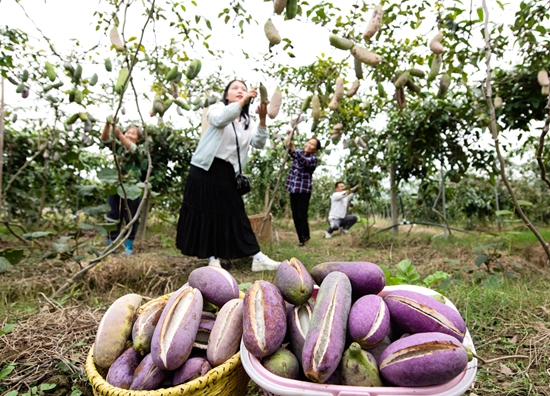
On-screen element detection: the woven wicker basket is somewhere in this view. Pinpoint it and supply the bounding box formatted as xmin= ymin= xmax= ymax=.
xmin=85 ymin=294 xmax=250 ymax=396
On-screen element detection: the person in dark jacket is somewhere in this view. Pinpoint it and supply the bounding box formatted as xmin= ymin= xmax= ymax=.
xmin=284 ymin=131 xmax=321 ymax=246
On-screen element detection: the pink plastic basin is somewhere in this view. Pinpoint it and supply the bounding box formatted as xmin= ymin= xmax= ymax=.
xmin=241 ymin=285 xmax=477 ymax=396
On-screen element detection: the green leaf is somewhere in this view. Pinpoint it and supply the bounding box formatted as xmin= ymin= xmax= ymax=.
xmin=5 ymin=391 xmax=18 ymax=396
xmin=82 ymin=204 xmax=110 ymax=217
xmin=205 ymin=19 xmax=212 ymax=30
xmin=70 ymin=389 xmax=83 ymax=396
xmin=23 ymin=231 xmax=54 ymax=240
xmin=77 ymin=185 xmax=97 ymax=196
xmin=396 ymin=259 xmax=412 ymax=273
xmin=117 ymin=184 xmax=142 ymax=200
xmin=40 ymin=383 xmax=57 ymax=391
xmin=476 ymin=7 xmax=483 ymax=21
xmin=475 ymin=254 xmax=488 ymax=267
xmin=0 ymin=248 xmax=24 ymax=265
xmin=0 ymin=323 xmax=15 ymax=335
xmin=495 ymin=210 xmax=513 ymax=216
xmin=517 ymin=200 xmax=533 ymax=206
xmin=97 ymin=168 xmax=119 ymax=184
xmin=0 ymin=363 xmax=16 ymax=381
xmin=0 ymin=257 xmax=13 ymax=273
xmin=238 ymin=282 xmax=252 ymax=293
xmin=77 ymin=223 xmax=96 ymax=231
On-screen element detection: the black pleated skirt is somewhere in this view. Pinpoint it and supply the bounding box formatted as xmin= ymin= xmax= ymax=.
xmin=176 ymin=157 xmax=260 ymax=259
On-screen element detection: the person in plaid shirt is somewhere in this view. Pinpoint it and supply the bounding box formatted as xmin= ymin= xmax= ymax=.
xmin=284 ymin=131 xmax=322 ymax=246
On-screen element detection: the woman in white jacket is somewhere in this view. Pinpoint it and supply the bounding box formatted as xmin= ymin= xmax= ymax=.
xmin=176 ymin=80 xmax=280 ymax=271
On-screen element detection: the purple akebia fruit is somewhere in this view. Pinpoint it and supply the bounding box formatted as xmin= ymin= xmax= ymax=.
xmin=379 ymin=332 xmax=469 ymax=387
xmin=302 ymin=271 xmax=352 ymax=383
xmin=242 ymin=281 xmax=287 ymax=359
xmin=129 ymin=353 xmax=170 ymax=390
xmin=194 ymin=311 xmax=217 ymax=349
xmin=340 ymin=342 xmax=383 ymax=386
xmin=105 ymin=347 xmax=142 ymax=389
xmin=286 ymin=301 xmax=314 ymax=363
xmin=94 ymin=293 xmax=142 ymax=369
xmin=384 ymin=290 xmax=466 ymax=342
xmin=348 ymin=294 xmax=390 ymax=349
xmin=132 ymin=299 xmax=166 ymax=356
xmin=275 ymin=257 xmax=314 ymax=305
xmin=207 ymin=298 xmax=243 ymax=366
xmin=172 ymin=357 xmax=212 ymax=386
xmin=150 ymin=285 xmax=203 ymax=370
xmin=262 ymin=348 xmax=300 ymax=380
xmin=366 ymin=335 xmax=392 ymax=365
xmin=188 ymin=266 xmax=239 ymax=307
xmin=311 ymin=262 xmax=385 ymax=299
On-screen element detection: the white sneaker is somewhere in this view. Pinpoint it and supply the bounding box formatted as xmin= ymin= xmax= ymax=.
xmin=208 ymin=258 xmax=222 ymax=268
xmin=341 ymin=229 xmax=350 ymax=234
xmin=251 ymin=255 xmax=280 ymax=272
xmin=325 ymin=232 xmax=332 ymax=239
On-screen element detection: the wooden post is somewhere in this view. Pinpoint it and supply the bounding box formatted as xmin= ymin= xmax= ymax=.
xmin=390 ymin=161 xmax=399 ymax=236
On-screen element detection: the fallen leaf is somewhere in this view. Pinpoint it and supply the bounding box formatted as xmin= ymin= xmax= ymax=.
xmin=500 ymin=364 xmax=513 ymax=376
xmin=509 ymin=335 xmax=518 ymax=345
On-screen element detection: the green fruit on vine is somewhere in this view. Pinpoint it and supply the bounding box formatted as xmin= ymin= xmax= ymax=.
xmin=104 ymin=58 xmax=112 ymax=72
xmin=68 ymin=89 xmax=75 ymax=103
xmin=174 ymin=71 xmax=183 ymax=84
xmin=79 ymin=112 xmax=89 ymax=122
xmin=286 ymin=0 xmax=297 ymax=20
xmin=176 ymin=106 xmax=184 ymax=116
xmin=163 ymin=99 xmax=173 ymax=114
xmin=16 ymin=83 xmax=26 ymax=94
xmin=410 ymin=68 xmax=425 ymax=78
xmin=74 ymin=90 xmax=83 ymax=105
xmin=165 ymin=66 xmax=179 ymax=82
xmin=259 ymin=83 xmax=268 ymax=103
xmin=46 ymin=95 xmax=58 ymax=103
xmin=174 ymin=98 xmax=191 ymax=111
xmin=377 ymin=81 xmax=387 ymax=98
xmin=45 ymin=62 xmax=57 ymax=82
xmin=329 ymin=34 xmax=354 ymax=51
xmin=394 ymin=71 xmax=409 ymax=89
xmin=354 ymin=57 xmax=363 ymax=80
xmin=73 ymin=64 xmax=83 ymax=83
xmin=301 ymin=95 xmax=312 ymax=112
xmin=63 ymin=62 xmax=75 ymax=75
xmin=7 ymin=76 xmax=19 ymax=86
xmin=89 ymin=73 xmax=98 ymax=86
xmin=11 ymin=113 xmax=17 ymax=123
xmin=22 ymin=69 xmax=29 ymax=83
xmin=66 ymin=113 xmax=80 ymax=125
xmin=43 ymin=81 xmax=64 ymax=93
xmin=114 ymin=68 xmax=130 ymax=95
xmin=437 ymin=74 xmax=451 ymax=98
xmin=427 ymin=54 xmax=442 ymax=82
xmin=185 ymin=60 xmax=202 ymax=80
xmin=153 ymin=97 xmax=164 ymax=115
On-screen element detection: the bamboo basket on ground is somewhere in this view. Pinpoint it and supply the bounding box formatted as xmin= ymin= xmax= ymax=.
xmin=85 ymin=294 xmax=249 ymax=396
xmin=248 ymin=213 xmax=273 ymax=243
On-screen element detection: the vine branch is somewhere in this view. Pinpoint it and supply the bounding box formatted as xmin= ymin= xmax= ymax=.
xmin=481 ymin=0 xmax=550 ymax=263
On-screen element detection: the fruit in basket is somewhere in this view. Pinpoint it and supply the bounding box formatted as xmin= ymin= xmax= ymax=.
xmin=384 ymin=290 xmax=466 ymax=342
xmin=194 ymin=311 xmax=217 ymax=348
xmin=207 ymin=298 xmax=244 ymax=366
xmin=348 ymin=294 xmax=390 ymax=349
xmin=286 ymin=302 xmax=314 ymax=363
xmin=243 ymin=280 xmax=287 ymax=359
xmin=366 ymin=335 xmax=392 ymax=364
xmin=93 ymin=293 xmax=142 ymax=369
xmin=311 ymin=261 xmax=385 ymax=299
xmin=379 ymin=332 xmax=468 ymax=387
xmin=302 ymin=271 xmax=352 ymax=383
xmin=340 ymin=342 xmax=383 ymax=386
xmin=188 ymin=266 xmax=239 ymax=307
xmin=173 ymin=356 xmax=212 ymax=385
xmin=130 ymin=353 xmax=171 ymax=390
xmin=132 ymin=299 xmax=166 ymax=356
xmin=105 ymin=347 xmax=142 ymax=389
xmin=150 ymin=285 xmax=203 ymax=370
xmin=262 ymin=347 xmax=300 ymax=380
xmin=275 ymin=257 xmax=314 ymax=305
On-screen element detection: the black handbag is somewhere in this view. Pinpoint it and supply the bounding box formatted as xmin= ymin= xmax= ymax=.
xmin=232 ymin=123 xmax=251 ymax=196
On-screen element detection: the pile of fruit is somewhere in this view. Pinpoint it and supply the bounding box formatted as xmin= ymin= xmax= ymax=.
xmin=91 ymin=258 xmax=473 ymax=392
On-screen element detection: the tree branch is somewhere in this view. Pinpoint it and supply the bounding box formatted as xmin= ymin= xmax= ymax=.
xmin=481 ymin=0 xmax=550 ymax=263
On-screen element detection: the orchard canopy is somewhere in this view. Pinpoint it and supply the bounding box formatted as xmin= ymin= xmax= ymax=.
xmin=1 ymin=0 xmax=550 ymax=245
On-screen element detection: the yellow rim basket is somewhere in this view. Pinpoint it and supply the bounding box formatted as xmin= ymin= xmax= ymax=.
xmin=85 ymin=293 xmax=250 ymax=396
